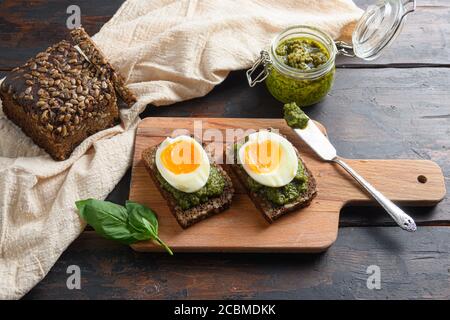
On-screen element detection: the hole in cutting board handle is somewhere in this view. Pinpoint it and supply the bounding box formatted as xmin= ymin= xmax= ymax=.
xmin=417 ymin=175 xmax=427 ymax=184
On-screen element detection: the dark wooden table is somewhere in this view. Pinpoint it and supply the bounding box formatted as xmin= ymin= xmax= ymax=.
xmin=1 ymin=0 xmax=449 ymax=299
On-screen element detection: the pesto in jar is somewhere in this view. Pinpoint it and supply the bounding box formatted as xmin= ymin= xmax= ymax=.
xmin=276 ymin=37 xmax=329 ymax=70
xmin=155 ymin=166 xmax=225 ymax=210
xmin=266 ymin=37 xmax=335 ymax=107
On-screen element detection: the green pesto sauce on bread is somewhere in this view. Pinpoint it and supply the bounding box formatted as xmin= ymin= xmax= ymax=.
xmin=242 ymin=160 xmax=309 ymax=206
xmin=155 ymin=166 xmax=226 ymax=210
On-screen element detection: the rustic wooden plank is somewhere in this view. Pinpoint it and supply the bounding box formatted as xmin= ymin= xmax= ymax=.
xmin=23 ymin=228 xmax=450 ymax=299
xmin=0 ymin=0 xmax=449 ymax=69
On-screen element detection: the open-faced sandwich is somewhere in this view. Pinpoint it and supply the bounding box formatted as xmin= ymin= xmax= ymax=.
xmin=232 ymin=130 xmax=317 ymax=223
xmin=142 ymin=135 xmax=234 ymax=228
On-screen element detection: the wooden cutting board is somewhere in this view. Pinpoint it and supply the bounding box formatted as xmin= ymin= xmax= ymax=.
xmin=129 ymin=117 xmax=446 ymax=253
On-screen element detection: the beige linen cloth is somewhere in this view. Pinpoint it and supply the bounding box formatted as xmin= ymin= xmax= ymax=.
xmin=0 ymin=0 xmax=362 ymax=299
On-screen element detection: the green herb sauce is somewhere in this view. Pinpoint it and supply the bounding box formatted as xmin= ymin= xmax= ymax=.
xmin=276 ymin=37 xmax=329 ymax=70
xmin=266 ymin=37 xmax=335 ymax=107
xmin=155 ymin=166 xmax=225 ymax=210
xmin=243 ymin=160 xmax=309 ymax=206
xmin=283 ymin=102 xmax=309 ymax=129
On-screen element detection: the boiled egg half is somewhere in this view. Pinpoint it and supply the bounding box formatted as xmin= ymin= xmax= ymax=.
xmin=156 ymin=135 xmax=210 ymax=193
xmin=238 ymin=131 xmax=298 ymax=187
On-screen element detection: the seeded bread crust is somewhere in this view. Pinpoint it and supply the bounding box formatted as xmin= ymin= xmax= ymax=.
xmin=70 ymin=28 xmax=137 ymax=107
xmin=231 ymin=135 xmax=317 ymax=223
xmin=0 ymin=28 xmax=135 ymax=160
xmin=142 ymin=145 xmax=234 ymax=229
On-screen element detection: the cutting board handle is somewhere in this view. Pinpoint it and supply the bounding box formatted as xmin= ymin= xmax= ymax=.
xmin=334 ymin=159 xmax=446 ymax=206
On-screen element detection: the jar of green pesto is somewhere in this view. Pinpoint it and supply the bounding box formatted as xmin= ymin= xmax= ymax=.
xmin=264 ymin=26 xmax=337 ymax=107
xmin=247 ymin=0 xmax=416 ymax=107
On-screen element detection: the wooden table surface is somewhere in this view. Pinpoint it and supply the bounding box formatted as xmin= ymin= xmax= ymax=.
xmin=1 ymin=0 xmax=449 ymax=299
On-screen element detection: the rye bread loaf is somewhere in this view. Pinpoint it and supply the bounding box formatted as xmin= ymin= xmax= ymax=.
xmin=231 ymin=135 xmax=317 ymax=223
xmin=0 ymin=27 xmax=136 ymax=160
xmin=70 ymin=28 xmax=136 ymax=107
xmin=142 ymin=145 xmax=234 ymax=229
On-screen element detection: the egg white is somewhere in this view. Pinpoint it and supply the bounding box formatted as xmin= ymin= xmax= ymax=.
xmin=238 ymin=131 xmax=298 ymax=188
xmin=155 ymin=135 xmax=210 ymax=193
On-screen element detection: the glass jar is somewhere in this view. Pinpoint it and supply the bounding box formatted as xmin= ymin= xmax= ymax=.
xmin=264 ymin=26 xmax=337 ymax=107
xmin=247 ymin=0 xmax=416 ymax=107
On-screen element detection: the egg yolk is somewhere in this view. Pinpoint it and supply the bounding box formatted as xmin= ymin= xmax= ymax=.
xmin=244 ymin=139 xmax=282 ymax=174
xmin=161 ymin=140 xmax=201 ymax=174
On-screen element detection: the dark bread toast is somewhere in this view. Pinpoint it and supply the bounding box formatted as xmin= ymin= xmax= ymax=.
xmin=142 ymin=145 xmax=234 ymax=229
xmin=231 ymin=134 xmax=317 ymax=223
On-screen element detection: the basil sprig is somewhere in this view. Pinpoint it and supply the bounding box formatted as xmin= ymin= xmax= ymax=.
xmin=75 ymin=199 xmax=173 ymax=255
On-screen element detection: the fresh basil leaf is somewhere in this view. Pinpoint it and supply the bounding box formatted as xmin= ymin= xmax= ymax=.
xmin=128 ymin=210 xmax=152 ymax=237
xmin=76 ymin=199 xmax=173 ymax=254
xmin=76 ymin=199 xmax=138 ymax=244
xmin=127 ymin=202 xmax=159 ymax=242
xmin=154 ymin=237 xmax=173 ymax=256
xmin=127 ymin=213 xmax=146 ymax=234
xmin=76 ymin=199 xmax=128 ymax=223
xmin=93 ymin=214 xmax=138 ymax=245
xmin=126 ymin=201 xmax=159 ymax=234
xmin=126 ymin=201 xmax=172 ymax=255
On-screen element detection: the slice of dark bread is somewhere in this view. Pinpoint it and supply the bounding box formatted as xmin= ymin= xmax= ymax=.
xmin=142 ymin=144 xmax=234 ymax=229
xmin=231 ymin=137 xmax=317 ymax=223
